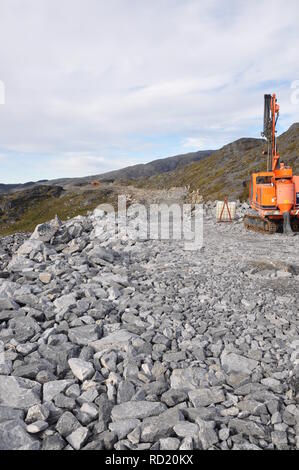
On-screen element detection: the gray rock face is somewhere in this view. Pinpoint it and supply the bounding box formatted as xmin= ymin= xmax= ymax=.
xmin=109 ymin=419 xmax=141 ymax=440
xmin=229 ymin=418 xmax=267 ymax=438
xmin=97 ymin=395 xmax=114 ymax=433
xmin=55 ymin=411 xmax=81 ymax=437
xmin=0 ymin=419 xmax=40 ymax=450
xmin=0 ymin=406 xmax=25 ymax=422
xmin=271 ymin=431 xmax=289 ymax=450
xmin=30 ymin=221 xmax=58 ymax=242
xmin=27 ymin=420 xmax=48 ymax=434
xmin=26 ymin=404 xmax=50 ymax=424
xmin=140 ymin=408 xmax=184 ymax=442
xmin=17 ymin=240 xmax=45 ymax=256
xmin=221 ymin=351 xmax=258 ymax=375
xmin=43 ymin=380 xmax=75 ymax=402
xmin=170 ymin=368 xmax=205 ymax=391
xmin=42 ymin=434 xmax=66 ymax=450
xmin=68 ymin=325 xmax=102 ymax=346
xmin=197 ymin=420 xmax=219 ymax=450
xmin=39 ymin=272 xmax=52 ymax=284
xmin=66 ymin=426 xmax=89 ymax=450
xmin=173 ymin=422 xmax=199 ymax=438
xmin=88 ymin=246 xmax=114 ymax=264
xmin=90 ymin=330 xmax=137 ymax=352
xmin=117 ymin=381 xmax=135 ymax=404
xmin=68 ymin=358 xmax=95 ymax=382
xmin=180 ymin=437 xmax=194 ymax=450
xmin=81 ymin=402 xmax=98 ymax=419
xmin=188 ymin=388 xmax=225 ymax=407
xmin=97 ymin=430 xmax=118 ymax=450
xmin=161 ymin=389 xmax=188 ymax=406
xmin=54 ymin=294 xmax=77 ymax=313
xmin=160 ymin=437 xmax=180 ymax=450
xmin=0 ymin=353 xmax=12 ymax=375
xmin=111 ymin=401 xmax=167 ymax=421
xmin=0 ymin=376 xmax=41 ymax=410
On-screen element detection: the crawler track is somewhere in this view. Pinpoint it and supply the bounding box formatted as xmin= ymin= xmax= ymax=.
xmin=243 ymin=214 xmax=278 ymax=234
xmin=291 ymin=220 xmax=299 ymax=232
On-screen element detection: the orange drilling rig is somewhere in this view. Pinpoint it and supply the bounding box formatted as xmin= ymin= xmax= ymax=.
xmin=244 ymin=93 xmax=299 ymax=234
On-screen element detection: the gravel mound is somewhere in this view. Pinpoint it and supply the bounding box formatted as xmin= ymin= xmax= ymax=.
xmin=0 ymin=204 xmax=298 ymax=450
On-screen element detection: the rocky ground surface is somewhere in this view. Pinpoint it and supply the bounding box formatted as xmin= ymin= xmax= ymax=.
xmin=0 ymin=201 xmax=298 ymax=450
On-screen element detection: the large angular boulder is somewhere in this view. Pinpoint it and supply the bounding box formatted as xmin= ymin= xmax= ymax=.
xmin=188 ymin=387 xmax=225 ymax=407
xmin=90 ymin=330 xmax=137 ymax=352
xmin=68 ymin=324 xmax=102 ymax=346
xmin=170 ymin=367 xmax=206 ymax=391
xmin=0 ymin=376 xmax=41 ymax=410
xmin=221 ymin=351 xmax=258 ymax=375
xmin=140 ymin=408 xmax=185 ymax=442
xmin=54 ymin=294 xmax=77 ymax=313
xmin=68 ymin=358 xmax=95 ymax=382
xmin=0 ymin=419 xmax=40 ymax=450
xmin=30 ymin=220 xmax=59 ymax=243
xmin=17 ymin=240 xmax=45 ymax=256
xmin=43 ymin=380 xmax=75 ymax=402
xmin=111 ymin=401 xmax=167 ymax=421
xmin=88 ymin=246 xmax=114 ymax=264
xmin=229 ymin=418 xmax=267 ymax=439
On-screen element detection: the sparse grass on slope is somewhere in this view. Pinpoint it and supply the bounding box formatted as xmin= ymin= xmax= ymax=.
xmin=135 ymin=125 xmax=299 ymax=201
xmin=0 ymin=189 xmax=116 ymax=236
xmin=0 ymin=124 xmax=298 ymax=237
xmin=135 ymin=139 xmax=265 ymax=200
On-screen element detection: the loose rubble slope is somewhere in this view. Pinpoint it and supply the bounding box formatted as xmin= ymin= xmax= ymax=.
xmin=0 ymin=203 xmax=298 ymax=450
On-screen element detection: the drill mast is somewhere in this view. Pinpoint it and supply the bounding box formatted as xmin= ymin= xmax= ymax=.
xmin=262 ymin=93 xmax=280 ymax=171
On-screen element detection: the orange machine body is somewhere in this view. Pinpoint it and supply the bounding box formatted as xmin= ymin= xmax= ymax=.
xmin=250 ymin=168 xmax=299 ymax=219
xmin=249 ymin=94 xmax=299 ymax=229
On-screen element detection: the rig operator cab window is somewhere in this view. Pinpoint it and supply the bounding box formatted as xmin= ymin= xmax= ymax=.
xmin=256 ymin=176 xmax=273 ymax=185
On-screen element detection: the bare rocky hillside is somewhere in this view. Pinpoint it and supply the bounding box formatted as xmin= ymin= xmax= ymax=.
xmin=138 ymin=123 xmax=299 ymax=201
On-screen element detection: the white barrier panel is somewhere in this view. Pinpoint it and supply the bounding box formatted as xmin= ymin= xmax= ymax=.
xmin=216 ymin=201 xmax=236 ymax=221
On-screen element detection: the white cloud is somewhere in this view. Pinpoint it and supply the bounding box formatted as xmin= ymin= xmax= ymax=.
xmin=0 ymin=0 xmax=298 ymax=182
xmin=51 ymin=155 xmax=106 ymax=174
xmin=182 ymin=137 xmax=214 ymax=151
xmin=47 ymin=153 xmax=143 ymax=178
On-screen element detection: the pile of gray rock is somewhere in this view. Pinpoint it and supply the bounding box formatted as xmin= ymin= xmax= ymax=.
xmin=0 ymin=206 xmax=298 ymax=450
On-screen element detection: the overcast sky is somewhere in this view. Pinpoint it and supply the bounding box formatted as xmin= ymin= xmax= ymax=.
xmin=0 ymin=0 xmax=299 ymax=183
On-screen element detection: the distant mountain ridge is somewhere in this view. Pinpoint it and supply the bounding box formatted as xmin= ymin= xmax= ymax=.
xmin=1 ymin=125 xmax=298 ymax=197
xmin=0 ymin=150 xmax=213 ymax=194
xmin=137 ymin=123 xmax=299 ymax=200
xmin=0 ymin=123 xmax=298 ymax=236
xmin=0 ymin=181 xmax=48 ymax=195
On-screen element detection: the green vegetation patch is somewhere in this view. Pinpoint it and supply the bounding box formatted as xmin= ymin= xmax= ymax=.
xmin=0 ymin=188 xmax=116 ymax=236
